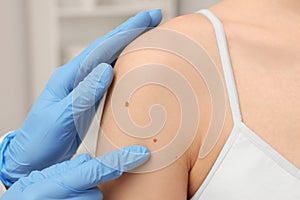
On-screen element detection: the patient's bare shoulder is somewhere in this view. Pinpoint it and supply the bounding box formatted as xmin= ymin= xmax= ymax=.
xmin=96 ymin=13 xmax=227 ymax=199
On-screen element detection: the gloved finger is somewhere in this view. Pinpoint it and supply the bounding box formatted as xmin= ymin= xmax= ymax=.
xmin=47 ymin=10 xmax=162 ymax=99
xmin=20 ymin=182 xmax=103 ymax=200
xmin=72 ymin=12 xmax=152 ymax=87
xmin=69 ymin=188 xmax=103 ymax=200
xmin=74 ymin=9 xmax=162 ymax=63
xmin=72 ymin=9 xmax=162 ymax=64
xmin=18 ymin=154 xmax=92 ymax=186
xmin=59 ymin=63 xmax=112 ymax=139
xmin=38 ymin=154 xmax=92 ymax=180
xmin=148 ymin=9 xmax=163 ymax=27
xmin=65 ymin=63 xmax=113 ymax=115
xmin=59 ymin=146 xmax=150 ymax=191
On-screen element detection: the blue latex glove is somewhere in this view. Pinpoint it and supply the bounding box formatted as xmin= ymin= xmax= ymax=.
xmin=0 ymin=9 xmax=162 ymax=186
xmin=1 ymin=146 xmax=150 ymax=200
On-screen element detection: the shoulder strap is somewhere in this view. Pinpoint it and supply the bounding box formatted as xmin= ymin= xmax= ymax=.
xmin=197 ymin=9 xmax=242 ymax=124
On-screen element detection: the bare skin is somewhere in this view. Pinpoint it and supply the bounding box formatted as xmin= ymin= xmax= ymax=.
xmin=96 ymin=0 xmax=300 ymax=199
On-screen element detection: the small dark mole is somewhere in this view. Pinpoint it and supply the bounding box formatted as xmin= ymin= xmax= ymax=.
xmin=153 ymin=138 xmax=158 ymax=143
xmin=125 ymin=101 xmax=129 ymax=107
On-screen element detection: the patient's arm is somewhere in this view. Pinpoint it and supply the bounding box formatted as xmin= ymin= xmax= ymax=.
xmin=96 ymin=13 xmax=218 ymax=199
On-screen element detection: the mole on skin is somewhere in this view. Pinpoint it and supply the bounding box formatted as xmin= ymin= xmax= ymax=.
xmin=124 ymin=100 xmax=158 ymax=143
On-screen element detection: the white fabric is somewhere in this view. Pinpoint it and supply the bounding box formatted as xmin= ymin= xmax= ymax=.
xmin=76 ymin=92 xmax=107 ymax=156
xmin=191 ymin=9 xmax=300 ymax=200
xmin=0 ymin=132 xmax=10 ymax=195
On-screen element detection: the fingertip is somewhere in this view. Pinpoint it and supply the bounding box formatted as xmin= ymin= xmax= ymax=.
xmin=119 ymin=145 xmax=151 ymax=171
xmin=134 ymin=11 xmax=151 ymax=21
xmin=135 ymin=11 xmax=152 ymax=26
xmin=98 ymin=62 xmax=113 ymax=72
xmin=94 ymin=145 xmax=151 ymax=174
xmin=122 ymin=11 xmax=152 ymax=30
xmin=97 ymin=63 xmax=113 ymax=86
xmin=148 ymin=9 xmax=163 ymax=27
xmin=123 ymin=145 xmax=150 ymax=156
xmin=70 ymin=63 xmax=113 ymax=111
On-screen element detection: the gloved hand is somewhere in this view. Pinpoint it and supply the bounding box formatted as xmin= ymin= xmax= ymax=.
xmin=1 ymin=146 xmax=150 ymax=200
xmin=0 ymin=9 xmax=162 ymax=186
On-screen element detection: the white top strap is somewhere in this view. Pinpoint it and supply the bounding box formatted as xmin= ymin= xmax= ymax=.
xmin=197 ymin=9 xmax=242 ymax=124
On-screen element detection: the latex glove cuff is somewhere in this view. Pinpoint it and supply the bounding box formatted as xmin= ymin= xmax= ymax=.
xmin=0 ymin=131 xmax=17 ymax=187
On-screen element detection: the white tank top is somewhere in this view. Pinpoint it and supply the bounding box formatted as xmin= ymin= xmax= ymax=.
xmin=191 ymin=9 xmax=300 ymax=200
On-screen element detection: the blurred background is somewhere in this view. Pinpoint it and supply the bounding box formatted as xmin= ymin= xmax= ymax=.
xmin=0 ymin=0 xmax=221 ymax=134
